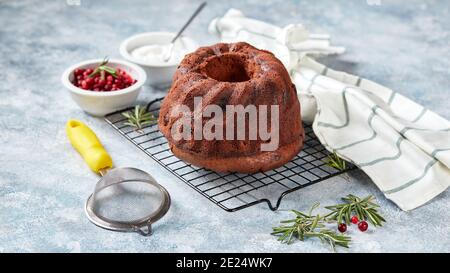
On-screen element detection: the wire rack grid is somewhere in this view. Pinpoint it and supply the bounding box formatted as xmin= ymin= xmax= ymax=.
xmin=104 ymin=98 xmax=354 ymax=212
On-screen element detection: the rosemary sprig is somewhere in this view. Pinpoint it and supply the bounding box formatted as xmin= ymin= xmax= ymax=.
xmin=325 ymin=194 xmax=386 ymax=227
xmin=88 ymin=56 xmax=118 ymax=79
xmin=272 ymin=203 xmax=351 ymax=251
xmin=122 ymin=105 xmax=157 ymax=132
xmin=324 ymin=151 xmax=346 ymax=171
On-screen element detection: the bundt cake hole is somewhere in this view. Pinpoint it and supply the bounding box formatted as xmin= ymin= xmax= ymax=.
xmin=202 ymin=54 xmax=253 ymax=82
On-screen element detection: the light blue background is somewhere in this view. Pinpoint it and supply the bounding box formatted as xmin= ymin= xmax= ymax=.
xmin=0 ymin=0 xmax=449 ymax=252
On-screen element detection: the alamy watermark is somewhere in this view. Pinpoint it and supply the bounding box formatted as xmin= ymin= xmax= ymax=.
xmin=169 ymin=97 xmax=280 ymax=152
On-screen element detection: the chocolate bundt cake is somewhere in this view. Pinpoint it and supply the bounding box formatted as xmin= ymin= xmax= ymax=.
xmin=158 ymin=42 xmax=304 ymax=173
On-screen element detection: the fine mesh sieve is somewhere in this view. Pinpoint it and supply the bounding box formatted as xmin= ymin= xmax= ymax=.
xmin=66 ymin=119 xmax=170 ymax=236
xmin=85 ymin=167 xmax=170 ymax=236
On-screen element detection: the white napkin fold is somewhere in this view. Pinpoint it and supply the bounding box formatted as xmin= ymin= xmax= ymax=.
xmin=209 ymin=9 xmax=450 ymax=210
xmin=209 ymin=9 xmax=345 ymax=122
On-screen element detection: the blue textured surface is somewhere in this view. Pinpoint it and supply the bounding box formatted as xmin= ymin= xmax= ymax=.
xmin=0 ymin=0 xmax=449 ymax=252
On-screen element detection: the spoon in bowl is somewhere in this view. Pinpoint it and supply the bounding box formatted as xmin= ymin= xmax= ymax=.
xmin=163 ymin=1 xmax=206 ymax=62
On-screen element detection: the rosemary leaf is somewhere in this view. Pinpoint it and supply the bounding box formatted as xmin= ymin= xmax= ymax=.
xmin=273 ymin=195 xmax=385 ymax=251
xmin=122 ymin=105 xmax=157 ymax=132
xmin=272 ymin=204 xmax=351 ymax=251
xmin=88 ymin=56 xmax=118 ymax=78
xmin=324 ymin=151 xmax=347 ymax=171
xmin=325 ymin=194 xmax=385 ymax=226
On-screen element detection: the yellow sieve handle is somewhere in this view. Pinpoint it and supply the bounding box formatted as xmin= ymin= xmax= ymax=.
xmin=66 ymin=119 xmax=113 ymax=174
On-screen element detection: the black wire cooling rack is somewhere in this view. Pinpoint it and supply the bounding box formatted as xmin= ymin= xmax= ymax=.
xmin=104 ymin=98 xmax=354 ymax=212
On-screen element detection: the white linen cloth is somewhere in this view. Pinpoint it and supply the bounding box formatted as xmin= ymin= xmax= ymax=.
xmin=209 ymin=9 xmax=450 ymax=210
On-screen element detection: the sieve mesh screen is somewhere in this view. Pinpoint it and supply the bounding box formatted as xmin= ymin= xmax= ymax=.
xmin=92 ymin=181 xmax=165 ymax=223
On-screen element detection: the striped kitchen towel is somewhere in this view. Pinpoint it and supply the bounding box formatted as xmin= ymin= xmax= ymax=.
xmin=209 ymin=9 xmax=450 ymax=210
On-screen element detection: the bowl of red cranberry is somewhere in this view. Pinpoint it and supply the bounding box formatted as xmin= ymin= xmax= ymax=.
xmin=62 ymin=57 xmax=146 ymax=116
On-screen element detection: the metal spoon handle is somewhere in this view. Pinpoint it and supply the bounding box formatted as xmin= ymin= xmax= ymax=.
xmin=171 ymin=1 xmax=206 ymax=43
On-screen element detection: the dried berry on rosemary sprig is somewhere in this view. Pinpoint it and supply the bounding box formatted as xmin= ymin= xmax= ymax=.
xmin=324 ymin=194 xmax=386 ymax=227
xmin=122 ymin=105 xmax=157 ymax=132
xmin=271 ymin=203 xmax=351 ymax=251
xmin=272 ymin=194 xmax=386 ymax=250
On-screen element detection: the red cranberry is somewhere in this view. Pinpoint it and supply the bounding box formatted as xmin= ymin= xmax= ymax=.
xmin=81 ymin=80 xmax=89 ymax=89
xmin=74 ymin=68 xmax=82 ymax=76
xmin=351 ymin=216 xmax=359 ymax=224
xmin=338 ymin=223 xmax=347 ymax=233
xmin=358 ymin=221 xmax=368 ymax=232
xmin=72 ymin=64 xmax=135 ymax=92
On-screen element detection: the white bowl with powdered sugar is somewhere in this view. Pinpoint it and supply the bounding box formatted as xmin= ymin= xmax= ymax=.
xmin=120 ymin=32 xmax=198 ymax=87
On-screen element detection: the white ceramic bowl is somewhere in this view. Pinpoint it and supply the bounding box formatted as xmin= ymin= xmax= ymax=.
xmin=62 ymin=59 xmax=147 ymax=116
xmin=119 ymin=32 xmax=197 ymax=87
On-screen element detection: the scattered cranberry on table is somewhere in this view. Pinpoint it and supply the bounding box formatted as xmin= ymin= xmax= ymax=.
xmin=358 ymin=221 xmax=369 ymax=232
xmin=338 ymin=223 xmax=347 ymax=233
xmin=351 ymin=216 xmax=359 ymax=224
xmin=72 ymin=60 xmax=136 ymax=92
